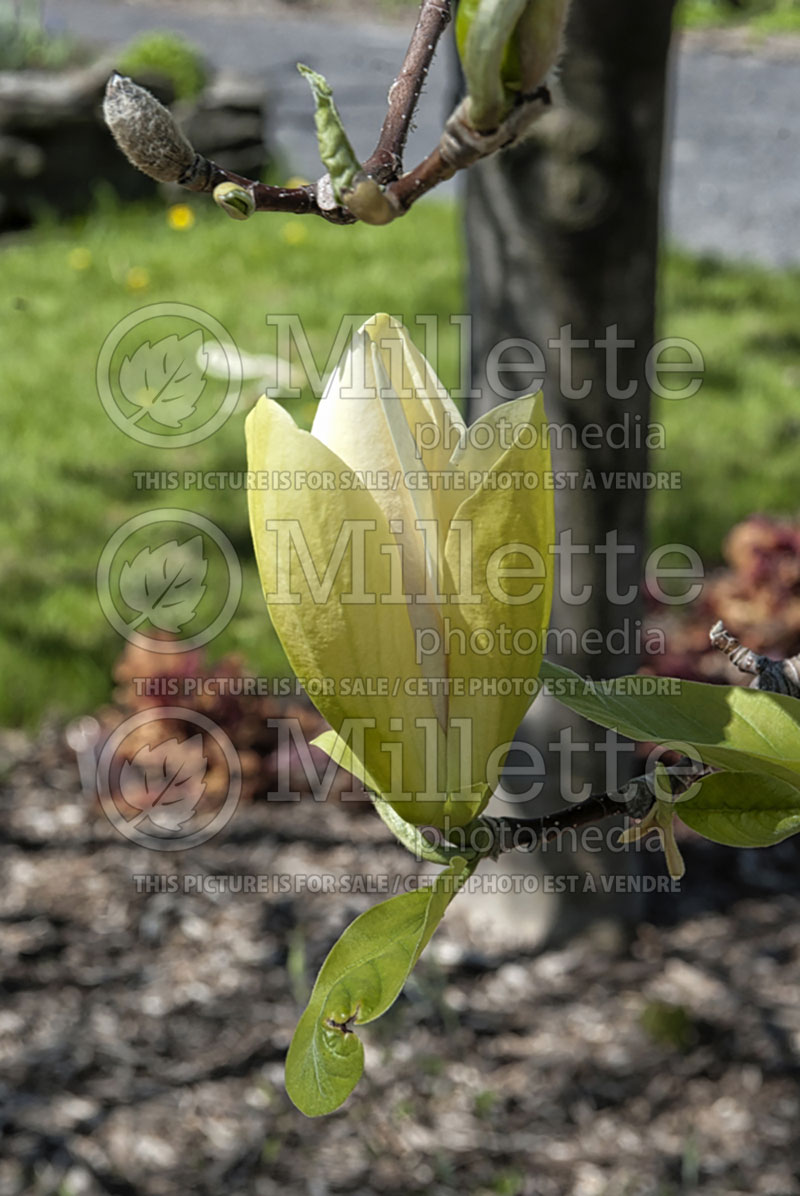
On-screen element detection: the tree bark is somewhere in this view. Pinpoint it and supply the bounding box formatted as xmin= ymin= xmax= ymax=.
xmin=461 ymin=0 xmax=678 ymax=945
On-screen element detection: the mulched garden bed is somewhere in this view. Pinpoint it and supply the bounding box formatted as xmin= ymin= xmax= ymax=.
xmin=1 ymin=723 xmax=799 ymax=1196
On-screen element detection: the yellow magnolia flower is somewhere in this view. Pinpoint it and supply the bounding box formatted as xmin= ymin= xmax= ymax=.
xmin=246 ymin=314 xmax=554 ymax=828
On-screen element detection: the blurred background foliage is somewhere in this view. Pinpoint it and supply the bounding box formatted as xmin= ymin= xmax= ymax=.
xmin=117 ymin=31 xmax=209 ymax=100
xmin=2 ymin=0 xmax=800 ymax=72
xmin=368 ymin=0 xmax=800 ymax=29
xmin=0 ymin=0 xmax=80 ymax=69
xmin=0 ymin=5 xmax=798 ymax=728
xmin=680 ymin=0 xmax=800 ymax=29
xmin=1 ymin=194 xmax=798 ymax=726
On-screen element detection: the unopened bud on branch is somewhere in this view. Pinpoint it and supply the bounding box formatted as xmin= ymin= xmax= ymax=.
xmin=515 ymin=0 xmax=571 ymax=94
xmin=342 ymin=174 xmax=397 ymax=225
xmin=456 ymin=0 xmax=570 ymax=132
xmin=103 ymin=72 xmax=203 ymax=185
xmin=213 ymin=181 xmax=256 ymax=220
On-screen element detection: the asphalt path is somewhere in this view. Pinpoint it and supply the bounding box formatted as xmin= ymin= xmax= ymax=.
xmin=45 ymin=0 xmax=800 ymax=266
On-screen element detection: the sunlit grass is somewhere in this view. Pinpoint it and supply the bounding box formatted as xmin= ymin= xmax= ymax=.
xmin=1 ymin=195 xmax=797 ymax=726
xmin=0 ymin=195 xmax=464 ymax=726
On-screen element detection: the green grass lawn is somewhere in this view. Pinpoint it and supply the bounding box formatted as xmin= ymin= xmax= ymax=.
xmin=1 ymin=196 xmax=798 ymax=727
xmin=680 ymin=0 xmax=800 ymax=31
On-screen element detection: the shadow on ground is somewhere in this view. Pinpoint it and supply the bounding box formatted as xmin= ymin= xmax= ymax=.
xmin=1 ymin=725 xmax=799 ymax=1196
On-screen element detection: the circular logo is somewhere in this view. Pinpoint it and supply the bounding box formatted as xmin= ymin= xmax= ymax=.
xmin=97 ymin=302 xmax=243 ymax=448
xmin=96 ymin=706 xmax=242 ymax=850
xmin=96 ymin=508 xmax=242 ymax=654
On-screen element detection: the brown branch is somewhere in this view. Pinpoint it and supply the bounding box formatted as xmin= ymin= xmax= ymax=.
xmin=102 ymin=72 xmax=358 ymax=224
xmin=384 ymin=86 xmax=552 ymax=213
xmin=496 ymin=792 xmax=655 ymax=853
xmin=490 ymin=758 xmax=710 ymax=852
xmin=188 ymin=162 xmax=357 ymax=225
xmin=422 ymin=758 xmax=711 ymax=858
xmin=386 ymin=145 xmax=456 ymax=210
xmin=710 ymin=621 xmax=800 ymax=697
xmin=102 ymin=12 xmax=552 ymax=225
xmin=364 ymin=0 xmax=452 ymax=184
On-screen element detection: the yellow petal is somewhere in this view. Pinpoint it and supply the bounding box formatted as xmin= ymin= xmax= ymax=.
xmin=443 ymin=392 xmax=554 ymax=794
xmin=247 ymin=396 xmax=463 ymax=826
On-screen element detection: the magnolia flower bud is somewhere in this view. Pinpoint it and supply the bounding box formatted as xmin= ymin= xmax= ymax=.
xmin=515 ymin=0 xmax=571 ymax=94
xmin=103 ymin=72 xmax=202 ymax=185
xmin=246 ymin=314 xmax=555 ymax=829
xmin=456 ymin=0 xmax=570 ymax=131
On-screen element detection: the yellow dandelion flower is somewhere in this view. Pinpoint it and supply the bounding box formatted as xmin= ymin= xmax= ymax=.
xmin=68 ymin=247 xmax=92 ymax=271
xmin=281 ymin=220 xmax=309 ymax=247
xmin=126 ymin=267 xmax=150 ymax=291
xmin=167 ymin=203 xmax=195 ymax=231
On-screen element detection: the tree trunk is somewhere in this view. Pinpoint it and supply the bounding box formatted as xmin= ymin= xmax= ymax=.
xmin=460 ymin=0 xmax=677 ymax=948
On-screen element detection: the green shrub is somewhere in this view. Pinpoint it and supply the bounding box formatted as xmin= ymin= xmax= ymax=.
xmin=117 ymin=31 xmax=209 ymax=101
xmin=0 ymin=0 xmax=78 ymax=70
xmin=680 ymin=0 xmax=800 ymax=30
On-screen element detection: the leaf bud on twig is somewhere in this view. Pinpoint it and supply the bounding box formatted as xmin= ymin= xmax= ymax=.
xmin=213 ymin=182 xmax=256 ymax=220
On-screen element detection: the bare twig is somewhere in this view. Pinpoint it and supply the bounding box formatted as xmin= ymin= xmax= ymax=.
xmin=418 ymin=758 xmax=711 ymax=860
xmin=364 ymin=0 xmax=452 ymax=184
xmin=102 ymin=1 xmax=554 ymax=226
xmin=191 ymin=165 xmax=357 ymax=226
xmin=383 ymin=85 xmax=552 ymax=213
xmin=710 ymin=621 xmax=800 ymax=697
xmin=488 ymin=757 xmax=710 ymax=853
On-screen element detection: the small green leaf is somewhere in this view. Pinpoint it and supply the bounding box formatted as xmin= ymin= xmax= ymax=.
xmin=678 ymin=771 xmax=800 ymax=848
xmin=539 ymin=661 xmax=800 ymax=785
xmin=285 ymin=857 xmax=469 ymax=1116
xmin=297 ymin=64 xmax=360 ymax=201
xmin=311 ymin=727 xmax=379 ymax=794
xmin=212 ymin=181 xmax=255 ymax=221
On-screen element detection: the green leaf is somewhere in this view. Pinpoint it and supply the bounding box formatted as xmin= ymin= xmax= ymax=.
xmin=297 ymin=64 xmax=360 ymax=201
xmin=678 ymin=771 xmax=800 ymax=848
xmin=285 ymin=857 xmax=469 ymax=1117
xmin=539 ymin=660 xmax=800 ymax=785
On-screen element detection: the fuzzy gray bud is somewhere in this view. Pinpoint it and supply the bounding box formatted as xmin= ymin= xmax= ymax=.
xmin=103 ymin=72 xmax=201 ymax=185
